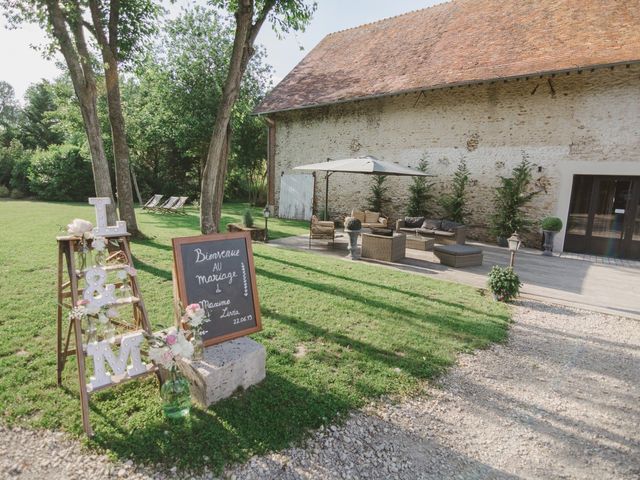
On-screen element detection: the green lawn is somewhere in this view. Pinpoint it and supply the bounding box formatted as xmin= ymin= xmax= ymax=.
xmin=0 ymin=199 xmax=510 ymax=472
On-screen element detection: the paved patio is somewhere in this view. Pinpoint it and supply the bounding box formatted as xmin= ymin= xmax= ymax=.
xmin=271 ymin=233 xmax=640 ymax=319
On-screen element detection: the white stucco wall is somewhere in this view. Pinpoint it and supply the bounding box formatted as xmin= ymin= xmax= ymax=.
xmin=272 ymin=65 xmax=640 ymax=251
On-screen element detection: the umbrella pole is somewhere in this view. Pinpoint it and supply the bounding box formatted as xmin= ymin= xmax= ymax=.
xmin=324 ymin=172 xmax=333 ymax=221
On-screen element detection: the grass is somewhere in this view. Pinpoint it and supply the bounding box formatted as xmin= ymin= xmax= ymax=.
xmin=0 ymin=199 xmax=510 ymax=472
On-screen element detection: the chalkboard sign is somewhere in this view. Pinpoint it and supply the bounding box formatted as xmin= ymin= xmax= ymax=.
xmin=172 ymin=231 xmax=262 ymax=346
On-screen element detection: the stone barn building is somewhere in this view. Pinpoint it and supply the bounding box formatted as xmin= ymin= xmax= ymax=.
xmin=256 ymin=0 xmax=640 ymax=259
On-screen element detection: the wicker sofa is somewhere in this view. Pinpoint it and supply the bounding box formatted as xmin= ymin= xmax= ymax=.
xmin=361 ymin=232 xmax=406 ymax=262
xmin=395 ymin=217 xmax=467 ymax=245
xmin=350 ymin=209 xmax=388 ymax=229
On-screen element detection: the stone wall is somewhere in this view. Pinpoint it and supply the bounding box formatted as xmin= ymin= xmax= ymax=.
xmin=271 ymin=65 xmax=640 ymax=249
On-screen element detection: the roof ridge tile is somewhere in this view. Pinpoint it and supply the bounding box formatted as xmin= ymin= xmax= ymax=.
xmin=325 ymin=1 xmax=454 ymax=37
xmin=256 ymin=0 xmax=640 ymax=115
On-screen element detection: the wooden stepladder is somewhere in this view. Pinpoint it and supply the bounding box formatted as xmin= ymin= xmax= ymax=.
xmin=56 ymin=233 xmax=156 ymax=436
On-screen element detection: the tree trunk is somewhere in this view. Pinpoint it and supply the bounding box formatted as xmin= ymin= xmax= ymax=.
xmin=45 ymin=0 xmax=117 ymax=224
xmin=89 ymin=0 xmax=140 ymax=236
xmin=80 ymin=95 xmax=116 ymax=213
xmin=200 ymin=0 xmax=254 ymax=234
xmin=103 ymin=58 xmax=140 ymax=235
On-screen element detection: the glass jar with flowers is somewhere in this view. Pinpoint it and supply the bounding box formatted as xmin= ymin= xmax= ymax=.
xmin=182 ymin=303 xmax=208 ymax=361
xmin=116 ymin=267 xmax=134 ymax=300
xmin=67 ymin=218 xmax=94 ymax=271
xmin=91 ymin=236 xmax=108 ymax=266
xmin=147 ymin=327 xmax=195 ymax=418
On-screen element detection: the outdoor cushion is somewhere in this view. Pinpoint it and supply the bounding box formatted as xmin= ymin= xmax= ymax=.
xmin=371 ymin=228 xmax=393 ymax=236
xmin=441 ymin=220 xmax=463 ymax=232
xmin=404 ymin=216 xmax=424 ymax=228
xmin=351 ymin=210 xmax=366 ymax=222
xmin=365 ymin=210 xmax=381 ymax=223
xmin=434 ymin=244 xmax=482 ymax=256
xmin=399 ymin=227 xmax=418 ymax=233
xmin=421 ymin=218 xmax=442 ymax=230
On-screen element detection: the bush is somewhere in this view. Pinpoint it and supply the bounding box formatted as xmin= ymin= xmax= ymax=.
xmin=243 ymin=209 xmax=254 ymax=228
xmin=9 ymin=188 xmax=24 ymax=199
xmin=406 ymin=159 xmax=433 ymax=216
xmin=367 ymin=175 xmax=390 ymax=213
xmin=487 ymin=266 xmax=521 ymax=302
xmin=541 ymin=216 xmax=563 ymax=232
xmin=27 ymin=144 xmax=95 ymax=201
xmin=9 ymin=154 xmax=32 ymax=194
xmin=490 ymin=157 xmax=539 ymax=239
xmin=0 ymin=185 xmax=9 ymax=197
xmin=0 ymin=139 xmax=31 ymax=194
xmin=440 ymin=158 xmax=470 ymax=223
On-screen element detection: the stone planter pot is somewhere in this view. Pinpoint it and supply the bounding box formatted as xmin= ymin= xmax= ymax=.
xmin=542 ymin=230 xmax=557 ymax=256
xmin=344 ymin=228 xmax=361 ymax=260
xmin=227 ymin=223 xmax=266 ymax=241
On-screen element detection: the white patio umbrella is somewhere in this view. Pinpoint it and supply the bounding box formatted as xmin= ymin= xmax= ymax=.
xmin=293 ymin=155 xmax=432 ymax=220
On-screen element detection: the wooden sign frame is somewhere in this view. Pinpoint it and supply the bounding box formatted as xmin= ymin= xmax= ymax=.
xmin=172 ymin=231 xmax=262 ymax=346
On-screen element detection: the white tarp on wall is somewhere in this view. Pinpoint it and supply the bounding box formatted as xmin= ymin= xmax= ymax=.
xmin=278 ymin=174 xmax=314 ymax=220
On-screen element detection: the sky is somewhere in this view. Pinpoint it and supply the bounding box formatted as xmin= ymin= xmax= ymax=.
xmin=0 ymin=0 xmax=445 ymax=100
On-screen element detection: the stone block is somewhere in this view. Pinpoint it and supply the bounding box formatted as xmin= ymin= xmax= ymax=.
xmin=180 ymin=337 xmax=266 ymax=407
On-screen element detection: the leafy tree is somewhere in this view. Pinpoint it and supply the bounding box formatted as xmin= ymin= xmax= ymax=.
xmin=406 ymin=159 xmax=434 ymax=217
xmin=490 ymin=157 xmax=539 ymax=239
xmin=440 ymin=158 xmax=470 ymax=223
xmin=84 ymin=0 xmax=161 ymax=235
xmin=200 ymin=0 xmax=316 ymax=234
xmin=367 ymin=175 xmax=390 ymax=213
xmin=0 ymin=81 xmax=19 ymax=146
xmin=124 ymin=6 xmax=271 ymax=203
xmin=18 ymin=80 xmax=63 ymax=149
xmin=3 ymin=0 xmax=117 ymax=222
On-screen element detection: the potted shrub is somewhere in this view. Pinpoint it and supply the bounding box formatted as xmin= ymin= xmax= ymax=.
xmin=487 ymin=266 xmax=521 ymax=302
xmin=243 ymin=209 xmax=254 ymax=228
xmin=344 ymin=217 xmax=362 ymax=231
xmin=490 ymin=158 xmax=539 ymax=247
xmin=540 ymin=216 xmax=563 ymax=256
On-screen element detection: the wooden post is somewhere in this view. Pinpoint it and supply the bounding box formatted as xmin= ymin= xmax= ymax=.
xmin=56 ymin=242 xmax=64 ymax=386
xmin=266 ymin=117 xmax=276 ymax=206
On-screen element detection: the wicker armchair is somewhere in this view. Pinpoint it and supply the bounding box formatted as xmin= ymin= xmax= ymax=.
xmin=309 ymin=215 xmax=335 ymax=248
xmin=361 ymin=232 xmax=406 ymax=262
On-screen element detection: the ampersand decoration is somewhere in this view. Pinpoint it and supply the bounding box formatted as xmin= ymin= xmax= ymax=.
xmin=83 ymin=266 xmax=117 ymax=309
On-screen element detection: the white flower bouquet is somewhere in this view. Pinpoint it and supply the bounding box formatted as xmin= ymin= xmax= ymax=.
xmin=181 ymin=303 xmax=208 ymax=360
xmin=147 ymin=327 xmax=195 ymax=372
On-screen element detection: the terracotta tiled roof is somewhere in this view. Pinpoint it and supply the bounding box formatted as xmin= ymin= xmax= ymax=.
xmin=256 ymin=0 xmax=640 ymax=114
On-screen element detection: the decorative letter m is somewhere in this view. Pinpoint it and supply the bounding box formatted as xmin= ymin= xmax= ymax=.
xmin=86 ymin=332 xmax=147 ymax=390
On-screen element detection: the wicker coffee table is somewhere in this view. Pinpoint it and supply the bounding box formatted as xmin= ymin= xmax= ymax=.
xmin=434 ymin=244 xmax=483 ymax=267
xmin=406 ymin=235 xmax=435 ymax=251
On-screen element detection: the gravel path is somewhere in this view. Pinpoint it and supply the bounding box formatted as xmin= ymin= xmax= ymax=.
xmin=2 ymin=300 xmax=639 ymax=479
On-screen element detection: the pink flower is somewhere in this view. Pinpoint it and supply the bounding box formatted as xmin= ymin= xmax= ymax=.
xmin=76 ymin=299 xmax=89 ymax=306
xmin=162 ymin=351 xmax=174 ymax=363
xmin=166 ymin=334 xmax=177 ymax=345
xmin=186 ymin=303 xmax=200 ymax=313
